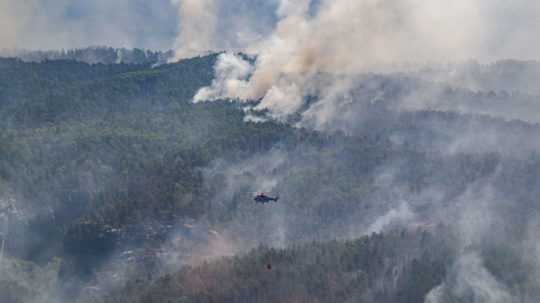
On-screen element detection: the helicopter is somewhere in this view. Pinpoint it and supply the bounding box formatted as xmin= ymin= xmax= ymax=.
xmin=254 ymin=192 xmax=279 ymax=204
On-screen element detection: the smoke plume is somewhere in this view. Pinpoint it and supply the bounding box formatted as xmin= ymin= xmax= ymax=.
xmin=169 ymin=0 xmax=278 ymax=62
xmin=170 ymin=0 xmax=219 ymax=61
xmin=193 ymin=0 xmax=540 ymax=125
xmin=425 ymin=252 xmax=514 ymax=303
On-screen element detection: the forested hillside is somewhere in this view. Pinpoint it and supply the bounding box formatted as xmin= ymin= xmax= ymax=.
xmin=0 ymin=47 xmax=171 ymax=65
xmin=1 ymin=53 xmax=540 ymax=302
xmin=100 ymin=231 xmax=452 ymax=303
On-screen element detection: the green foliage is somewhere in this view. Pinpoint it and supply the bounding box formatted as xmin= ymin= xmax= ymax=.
xmin=96 ymin=231 xmax=449 ymax=303
xmin=3 ymin=54 xmax=540 ymax=302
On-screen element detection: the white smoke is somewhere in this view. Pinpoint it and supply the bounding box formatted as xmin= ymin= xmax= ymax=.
xmin=425 ymin=252 xmax=514 ymax=303
xmin=170 ymin=0 xmax=219 ymax=61
xmin=193 ymin=0 xmax=540 ymax=125
xmin=169 ymin=0 xmax=279 ymax=62
xmin=194 ymin=53 xmax=254 ymax=101
xmin=366 ymin=201 xmax=416 ymax=234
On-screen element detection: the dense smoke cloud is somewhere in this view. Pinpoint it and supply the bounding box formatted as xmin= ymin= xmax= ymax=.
xmin=3 ymin=0 xmax=538 ymax=64
xmin=193 ymin=0 xmax=540 ymax=125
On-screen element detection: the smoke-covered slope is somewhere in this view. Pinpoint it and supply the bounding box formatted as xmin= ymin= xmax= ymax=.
xmin=99 ymin=231 xmax=451 ymax=303
xmin=2 ymin=54 xmax=540 ymax=302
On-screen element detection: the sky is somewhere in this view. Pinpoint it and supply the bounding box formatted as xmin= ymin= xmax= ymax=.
xmin=1 ymin=0 xmax=539 ymax=59
xmin=0 ymin=0 xmax=177 ymax=50
xmin=0 ymin=0 xmax=277 ymax=51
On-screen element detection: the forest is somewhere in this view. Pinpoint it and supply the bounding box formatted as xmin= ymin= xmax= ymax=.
xmin=1 ymin=48 xmax=540 ymax=302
